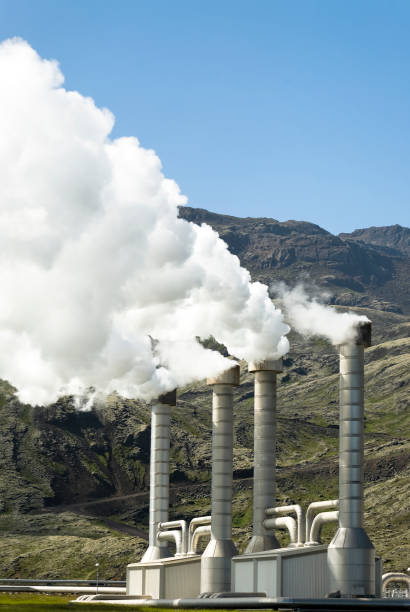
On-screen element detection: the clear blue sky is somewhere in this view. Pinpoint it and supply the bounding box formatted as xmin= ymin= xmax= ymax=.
xmin=1 ymin=0 xmax=410 ymax=234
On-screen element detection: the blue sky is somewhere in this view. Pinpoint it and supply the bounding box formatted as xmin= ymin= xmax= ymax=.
xmin=1 ymin=0 xmax=410 ymax=234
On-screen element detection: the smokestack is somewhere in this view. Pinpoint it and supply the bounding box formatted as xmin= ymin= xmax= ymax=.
xmin=141 ymin=389 xmax=177 ymax=562
xmin=328 ymin=321 xmax=375 ymax=597
xmin=245 ymin=359 xmax=282 ymax=553
xmin=201 ymin=364 xmax=240 ymax=594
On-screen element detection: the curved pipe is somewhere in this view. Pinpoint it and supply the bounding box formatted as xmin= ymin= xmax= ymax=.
xmin=157 ymin=530 xmax=183 ymax=557
xmin=382 ymin=573 xmax=410 ymax=593
xmin=263 ymin=516 xmax=297 ymax=547
xmin=266 ymin=504 xmax=305 ymax=546
xmin=189 ymin=525 xmax=211 ymax=555
xmin=188 ymin=517 xmax=211 ymax=555
xmin=306 ymin=510 xmax=339 ymax=546
xmin=157 ymin=520 xmax=187 ymax=555
xmin=305 ymin=499 xmax=338 ymax=540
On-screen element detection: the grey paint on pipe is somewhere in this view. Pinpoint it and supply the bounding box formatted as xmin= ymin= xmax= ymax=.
xmin=328 ymin=321 xmax=376 ymax=597
xmin=245 ymin=359 xmax=282 ymax=553
xmin=200 ymin=365 xmax=240 ymax=594
xmin=141 ymin=390 xmax=176 ymax=563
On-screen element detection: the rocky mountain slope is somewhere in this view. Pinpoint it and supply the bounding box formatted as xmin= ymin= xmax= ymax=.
xmin=0 ymin=210 xmax=408 ymax=579
xmin=179 ymin=207 xmax=410 ymax=314
xmin=339 ymin=224 xmax=410 ymax=257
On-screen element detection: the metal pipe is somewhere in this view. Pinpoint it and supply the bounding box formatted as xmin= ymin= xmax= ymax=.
xmin=328 ymin=321 xmax=376 ymax=597
xmin=306 ymin=510 xmax=339 ymax=546
xmin=305 ymin=500 xmax=339 ymax=543
xmin=141 ymin=389 xmax=177 ymax=562
xmin=201 ymin=365 xmax=240 ymax=594
xmin=189 ymin=525 xmax=212 ymax=555
xmin=245 ymin=359 xmax=282 ymax=553
xmin=0 ymin=586 xmax=126 ymax=594
xmin=82 ymin=596 xmax=410 ymax=609
xmin=188 ymin=516 xmax=211 ymax=555
xmin=157 ymin=520 xmax=188 ymax=556
xmin=263 ymin=516 xmax=297 ymax=547
xmin=382 ymin=573 xmax=410 ymax=594
xmin=157 ymin=530 xmax=184 ymax=557
xmin=266 ymin=504 xmax=305 ymax=547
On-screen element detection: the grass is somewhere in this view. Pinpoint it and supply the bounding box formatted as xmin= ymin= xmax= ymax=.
xmin=0 ymin=593 xmax=275 ymax=611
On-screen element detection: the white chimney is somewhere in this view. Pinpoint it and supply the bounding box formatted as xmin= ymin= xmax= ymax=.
xmin=245 ymin=359 xmax=282 ymax=553
xmin=141 ymin=389 xmax=176 ymax=562
xmin=328 ymin=321 xmax=375 ymax=597
xmin=200 ymin=365 xmax=240 ymax=594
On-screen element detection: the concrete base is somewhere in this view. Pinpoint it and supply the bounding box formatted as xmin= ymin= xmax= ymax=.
xmin=233 ymin=544 xmax=329 ymax=598
xmin=200 ymin=539 xmax=237 ymax=594
xmin=245 ymin=534 xmax=280 ymax=554
xmin=328 ymin=528 xmax=375 ymax=597
xmin=127 ymin=555 xmax=201 ymax=599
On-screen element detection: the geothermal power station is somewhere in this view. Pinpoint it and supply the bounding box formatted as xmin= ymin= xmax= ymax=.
xmin=75 ymin=321 xmax=409 ymax=610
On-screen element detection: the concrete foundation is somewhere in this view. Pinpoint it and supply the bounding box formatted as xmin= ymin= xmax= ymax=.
xmin=127 ymin=556 xmax=201 ymax=598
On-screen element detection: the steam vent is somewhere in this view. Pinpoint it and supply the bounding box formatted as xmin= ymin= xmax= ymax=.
xmin=81 ymin=321 xmax=409 ymax=610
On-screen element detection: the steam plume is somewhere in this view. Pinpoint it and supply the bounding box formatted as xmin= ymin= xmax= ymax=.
xmin=272 ymin=283 xmax=369 ymax=345
xmin=0 ymin=38 xmax=289 ymax=405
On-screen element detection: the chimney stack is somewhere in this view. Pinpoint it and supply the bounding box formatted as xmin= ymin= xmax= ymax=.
xmin=245 ymin=359 xmax=282 ymax=553
xmin=141 ymin=389 xmax=177 ymax=562
xmin=327 ymin=321 xmax=375 ymax=597
xmin=201 ymin=365 xmax=240 ymax=594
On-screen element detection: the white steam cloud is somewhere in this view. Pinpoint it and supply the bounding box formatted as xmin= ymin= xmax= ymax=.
xmin=0 ymin=38 xmax=289 ymax=405
xmin=272 ymin=283 xmax=369 ymax=345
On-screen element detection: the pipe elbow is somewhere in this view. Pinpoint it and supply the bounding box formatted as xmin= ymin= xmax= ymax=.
xmin=189 ymin=524 xmax=212 ymax=555
xmin=157 ymin=530 xmax=183 ymax=556
xmin=263 ymin=516 xmax=297 ymax=546
xmin=382 ymin=572 xmax=410 ymax=593
xmin=307 ymin=510 xmax=339 ymax=546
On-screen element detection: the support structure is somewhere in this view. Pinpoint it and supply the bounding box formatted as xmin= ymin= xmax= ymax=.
xmin=200 ymin=365 xmax=240 ymax=594
xmin=245 ymin=359 xmax=282 ymax=553
xmin=328 ymin=321 xmax=375 ymax=597
xmin=141 ymin=389 xmax=177 ymax=562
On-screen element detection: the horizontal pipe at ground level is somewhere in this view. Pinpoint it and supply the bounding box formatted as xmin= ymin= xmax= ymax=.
xmin=0 ymin=579 xmax=125 ymax=585
xmin=77 ymin=596 xmax=410 ymax=609
xmin=0 ymin=585 xmax=126 ymax=594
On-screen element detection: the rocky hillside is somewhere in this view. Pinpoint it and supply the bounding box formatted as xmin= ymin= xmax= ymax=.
xmin=0 ymin=209 xmax=408 ymax=579
xmin=339 ymin=224 xmax=410 ymax=257
xmin=179 ymin=207 xmax=410 ymax=315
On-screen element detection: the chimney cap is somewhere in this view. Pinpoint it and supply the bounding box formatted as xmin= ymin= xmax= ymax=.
xmin=207 ymin=364 xmax=240 ymax=386
xmin=356 ymin=321 xmax=371 ymax=347
xmin=158 ymin=389 xmax=177 ymax=406
xmin=248 ymin=358 xmax=283 ymax=373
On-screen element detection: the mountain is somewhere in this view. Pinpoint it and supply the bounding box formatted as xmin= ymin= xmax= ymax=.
xmin=339 ymin=224 xmax=410 ymax=257
xmin=179 ymin=207 xmax=410 ymax=315
xmin=0 ymin=208 xmax=408 ymax=579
